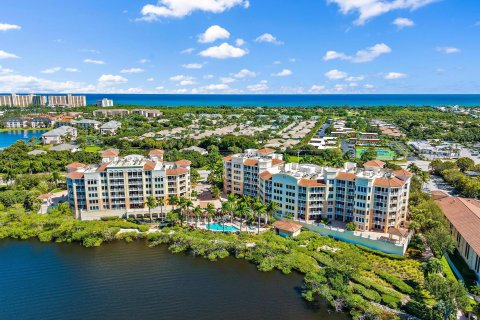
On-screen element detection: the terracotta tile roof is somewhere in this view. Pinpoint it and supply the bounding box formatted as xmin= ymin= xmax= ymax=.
xmin=336 ymin=172 xmax=356 ymax=181
xmin=38 ymin=193 xmax=53 ymax=199
xmin=66 ymin=171 xmax=84 ymax=179
xmin=273 ymin=220 xmax=302 ymax=233
xmin=101 ymin=148 xmax=119 ymax=157
xmin=271 ymin=159 xmax=284 ymax=166
xmin=244 ymin=158 xmax=259 ymax=166
xmin=373 ymin=177 xmax=406 ymax=188
xmin=66 ymin=162 xmax=85 ymax=169
xmin=175 ymin=159 xmax=192 ymax=166
xmin=149 ymin=149 xmax=164 ymax=156
xmin=223 ymin=156 xmax=232 ymax=162
xmin=166 ymin=168 xmax=189 ymax=176
xmin=259 ymin=171 xmax=273 ymax=180
xmin=363 ymin=160 xmax=385 ymax=168
xmin=393 ymin=169 xmax=413 ymax=177
xmin=144 ymin=160 xmax=156 ymax=171
xmin=298 ymin=179 xmax=326 ymax=187
xmin=432 ymin=190 xmax=449 ymax=200
xmin=256 ymin=147 xmax=275 ymax=154
xmin=96 ymin=162 xmax=110 ymax=172
xmin=435 ymin=196 xmax=480 ymax=255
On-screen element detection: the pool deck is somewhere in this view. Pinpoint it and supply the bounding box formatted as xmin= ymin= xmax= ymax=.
xmin=191 ymin=222 xmax=267 ymax=233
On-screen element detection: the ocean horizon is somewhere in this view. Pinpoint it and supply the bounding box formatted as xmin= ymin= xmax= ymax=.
xmin=3 ymin=93 xmax=480 ymax=107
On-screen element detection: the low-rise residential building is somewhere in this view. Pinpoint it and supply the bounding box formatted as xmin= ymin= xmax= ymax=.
xmin=309 ymin=137 xmax=338 ymax=150
xmin=72 ymin=119 xmax=101 ymax=130
xmin=30 ymin=117 xmax=54 ymax=128
xmin=48 ymin=94 xmax=86 ymax=107
xmin=409 ymin=140 xmax=461 ymax=160
xmin=50 ymin=143 xmax=81 ymax=152
xmin=224 ymin=150 xmax=412 ymax=233
xmin=93 ymin=109 xmax=130 ymax=117
xmin=181 ymin=146 xmax=208 ymax=155
xmin=4 ymin=118 xmax=28 ymax=128
xmin=100 ymin=120 xmax=121 ymax=135
xmin=434 ymin=191 xmax=480 ymax=280
xmin=41 ymin=126 xmax=77 ymax=144
xmin=97 ymin=98 xmax=114 ymax=107
xmin=66 ymin=151 xmax=191 ymax=219
xmin=132 ymin=109 xmax=163 ymax=118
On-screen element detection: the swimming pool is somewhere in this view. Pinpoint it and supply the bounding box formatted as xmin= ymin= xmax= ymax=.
xmin=207 ymin=223 xmax=239 ymax=232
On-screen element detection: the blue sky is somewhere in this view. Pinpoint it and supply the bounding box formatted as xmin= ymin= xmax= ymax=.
xmin=0 ymin=0 xmax=479 ymax=94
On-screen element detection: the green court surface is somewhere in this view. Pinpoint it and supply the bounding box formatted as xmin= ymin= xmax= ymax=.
xmin=355 ymin=146 xmax=396 ymax=161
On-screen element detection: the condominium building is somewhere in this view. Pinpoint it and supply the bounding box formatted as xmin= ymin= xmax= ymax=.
xmin=66 ymin=149 xmax=191 ymax=219
xmin=93 ymin=109 xmax=130 ymax=117
xmin=0 ymin=93 xmax=46 ymax=107
xmin=48 ymin=94 xmax=86 ymax=107
xmin=223 ymin=150 xmax=412 ymax=233
xmin=97 ymin=98 xmax=114 ymax=107
xmin=132 ymin=109 xmax=163 ymax=118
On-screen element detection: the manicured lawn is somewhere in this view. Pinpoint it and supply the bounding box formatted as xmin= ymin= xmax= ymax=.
xmin=85 ymin=146 xmax=101 ymax=152
xmin=449 ymin=249 xmax=478 ymax=288
xmin=441 ymin=256 xmax=458 ymax=282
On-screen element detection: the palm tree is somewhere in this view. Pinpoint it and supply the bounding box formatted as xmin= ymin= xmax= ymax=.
xmin=168 ymin=194 xmax=179 ymax=210
xmin=266 ymin=201 xmax=279 ymax=225
xmin=221 ymin=200 xmax=235 ymax=233
xmin=253 ymin=197 xmax=266 ymax=234
xmin=237 ymin=202 xmax=250 ymax=233
xmin=157 ymin=197 xmax=166 ymax=221
xmin=51 ymin=171 xmax=61 ymax=188
xmin=206 ymin=203 xmax=216 ymax=230
xmin=146 ymin=196 xmax=157 ymax=223
xmin=193 ymin=205 xmax=202 ymax=228
xmin=227 ymin=193 xmax=237 ymax=223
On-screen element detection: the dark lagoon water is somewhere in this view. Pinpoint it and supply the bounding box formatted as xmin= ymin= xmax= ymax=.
xmin=8 ymin=93 xmax=480 ymax=107
xmin=0 ymin=239 xmax=346 ymax=320
xmin=0 ymin=130 xmax=46 ymax=149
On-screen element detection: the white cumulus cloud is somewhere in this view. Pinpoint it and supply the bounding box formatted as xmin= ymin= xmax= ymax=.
xmin=84 ymin=59 xmax=105 ymax=65
xmin=41 ymin=67 xmax=62 ymax=74
xmin=203 ymin=83 xmax=230 ymax=90
xmin=272 ymin=69 xmax=292 ymax=77
xmin=140 ymin=0 xmax=249 ymax=20
xmin=235 ymin=38 xmax=245 ymax=46
xmin=309 ymin=85 xmax=326 ymax=93
xmin=323 ymin=43 xmax=391 ymax=63
xmin=325 ymin=69 xmax=348 ymax=80
xmin=198 ymin=25 xmax=230 ymax=43
xmin=120 ymin=68 xmax=145 ymax=73
xmin=436 ymin=47 xmax=461 ymax=54
xmin=247 ymin=80 xmax=268 ymax=92
xmin=393 ymin=17 xmax=415 ymax=28
xmin=327 ymin=0 xmax=437 ymax=25
xmin=233 ymin=68 xmax=256 ymax=78
xmin=384 ymin=72 xmax=407 ymax=79
xmin=255 ymin=33 xmax=283 ymax=45
xmin=199 ymin=42 xmax=247 ymax=59
xmin=98 ymin=74 xmax=128 ymax=84
xmin=65 ymin=67 xmax=80 ymax=73
xmin=0 ymin=23 xmax=21 ymax=32
xmin=0 ymin=50 xmax=19 ymax=59
xmin=221 ymin=77 xmax=236 ymax=83
xmin=183 ymin=63 xmax=203 ymax=69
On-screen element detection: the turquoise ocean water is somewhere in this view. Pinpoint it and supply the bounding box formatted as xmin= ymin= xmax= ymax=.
xmin=23 ymin=94 xmax=480 ymax=107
